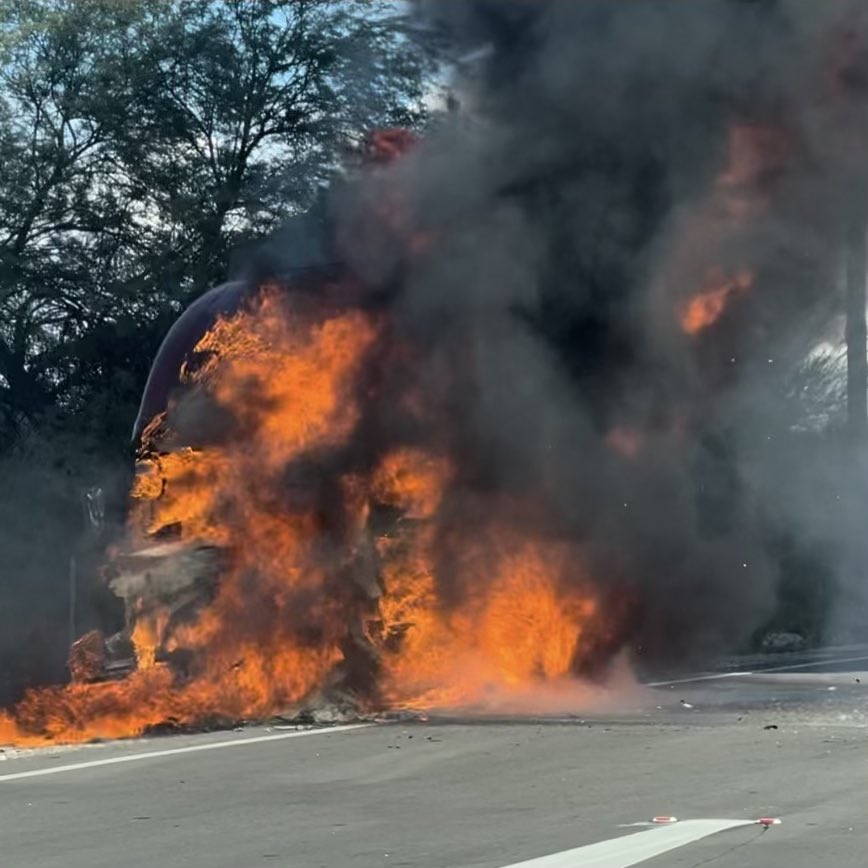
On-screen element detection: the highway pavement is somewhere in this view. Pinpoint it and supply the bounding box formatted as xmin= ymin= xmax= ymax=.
xmin=1 ymin=648 xmax=867 ymax=867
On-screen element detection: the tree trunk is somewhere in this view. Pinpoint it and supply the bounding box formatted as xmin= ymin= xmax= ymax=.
xmin=845 ymin=192 xmax=868 ymax=442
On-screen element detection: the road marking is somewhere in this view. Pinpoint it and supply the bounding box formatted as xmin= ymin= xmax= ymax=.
xmin=0 ymin=724 xmax=371 ymax=783
xmin=646 ymin=653 xmax=868 ymax=688
xmin=750 ymin=654 xmax=868 ymax=675
xmin=499 ymin=819 xmax=757 ymax=868
xmin=645 ymin=671 xmax=750 ymax=688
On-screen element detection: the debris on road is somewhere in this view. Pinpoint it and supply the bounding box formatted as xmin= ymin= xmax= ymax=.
xmin=756 ymin=817 xmax=782 ymax=828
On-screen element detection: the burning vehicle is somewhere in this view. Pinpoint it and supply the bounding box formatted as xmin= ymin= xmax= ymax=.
xmin=62 ymin=106 xmax=798 ymax=726
xmin=66 ymin=130 xmax=628 ymax=722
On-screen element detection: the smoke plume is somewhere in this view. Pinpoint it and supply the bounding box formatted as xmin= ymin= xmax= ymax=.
xmin=323 ymin=0 xmax=868 ymax=662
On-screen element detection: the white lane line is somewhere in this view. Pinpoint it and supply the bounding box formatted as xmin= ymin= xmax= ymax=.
xmin=645 ymin=671 xmax=751 ymax=688
xmin=0 ymin=724 xmax=371 ymax=783
xmin=750 ymin=654 xmax=868 ymax=675
xmin=498 ymin=819 xmax=757 ymax=868
xmin=646 ymin=652 xmax=868 ymax=688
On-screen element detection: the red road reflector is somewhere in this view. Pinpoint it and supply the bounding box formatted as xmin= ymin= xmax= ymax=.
xmin=652 ymin=816 xmax=678 ymax=824
xmin=756 ymin=817 xmax=782 ymax=827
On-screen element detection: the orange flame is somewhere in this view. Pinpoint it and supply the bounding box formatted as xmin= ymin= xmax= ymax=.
xmin=678 ymin=269 xmax=752 ymax=335
xmin=377 ymin=528 xmax=598 ymax=710
xmin=362 ymin=128 xmax=419 ymax=166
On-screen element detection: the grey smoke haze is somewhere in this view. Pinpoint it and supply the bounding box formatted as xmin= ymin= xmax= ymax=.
xmin=327 ymin=0 xmax=868 ymax=662
xmin=0 ymin=445 xmax=126 ymax=705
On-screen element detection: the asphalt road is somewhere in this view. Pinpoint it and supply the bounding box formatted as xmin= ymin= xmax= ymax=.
xmin=1 ymin=649 xmax=867 ymax=868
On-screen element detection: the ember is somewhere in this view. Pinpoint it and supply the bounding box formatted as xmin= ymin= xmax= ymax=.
xmin=679 ymin=269 xmax=753 ymax=335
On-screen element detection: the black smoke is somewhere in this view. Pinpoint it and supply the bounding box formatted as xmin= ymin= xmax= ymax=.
xmin=322 ymin=0 xmax=868 ymax=666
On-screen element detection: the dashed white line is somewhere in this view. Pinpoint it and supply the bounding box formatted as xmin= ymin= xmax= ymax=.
xmin=0 ymin=724 xmax=371 ymax=783
xmin=498 ymin=819 xmax=760 ymax=868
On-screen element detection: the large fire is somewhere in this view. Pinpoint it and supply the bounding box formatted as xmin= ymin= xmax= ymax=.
xmin=0 ymin=29 xmax=826 ymax=748
xmin=0 ymin=284 xmax=610 ymax=747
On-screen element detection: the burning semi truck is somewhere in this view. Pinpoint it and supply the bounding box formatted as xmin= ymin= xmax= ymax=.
xmin=68 ymin=112 xmax=791 ymax=714
xmin=66 ymin=130 xmax=631 ymax=725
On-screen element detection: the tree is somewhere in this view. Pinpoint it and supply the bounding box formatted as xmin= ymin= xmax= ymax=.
xmin=0 ymin=0 xmax=146 ymax=448
xmin=111 ymin=0 xmax=429 ymax=297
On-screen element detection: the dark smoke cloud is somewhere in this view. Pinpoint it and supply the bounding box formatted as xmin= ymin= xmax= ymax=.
xmin=324 ymin=0 xmax=868 ymax=663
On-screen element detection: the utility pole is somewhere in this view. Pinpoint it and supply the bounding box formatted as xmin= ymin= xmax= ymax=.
xmin=68 ymin=487 xmax=105 ymax=653
xmin=845 ymin=187 xmax=868 ymax=443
